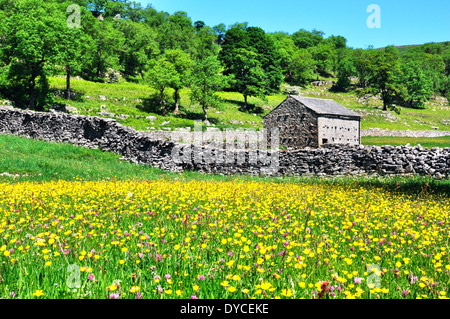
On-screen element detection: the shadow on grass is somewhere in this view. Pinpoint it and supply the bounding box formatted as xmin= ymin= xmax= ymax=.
xmin=328 ymin=84 xmax=346 ymax=93
xmin=321 ymin=176 xmax=450 ymax=198
xmin=135 ymin=101 xmax=222 ymax=126
xmin=52 ymin=88 xmax=85 ymax=102
xmin=174 ymin=109 xmax=222 ymax=125
xmin=221 ymin=99 xmax=264 ymax=114
xmin=136 ymin=97 xmax=166 ymax=114
xmin=50 ymin=102 xmax=69 ymax=112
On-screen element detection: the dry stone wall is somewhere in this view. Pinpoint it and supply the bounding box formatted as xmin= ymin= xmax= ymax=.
xmin=0 ymin=109 xmax=181 ymax=172
xmin=0 ymin=108 xmax=449 ymax=179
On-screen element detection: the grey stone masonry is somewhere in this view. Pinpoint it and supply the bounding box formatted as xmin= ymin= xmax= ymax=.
xmin=0 ymin=108 xmax=181 ymax=172
xmin=264 ymin=96 xmax=361 ymax=148
xmin=0 ymin=108 xmax=448 ymax=178
xmin=263 ymin=96 xmax=319 ymax=148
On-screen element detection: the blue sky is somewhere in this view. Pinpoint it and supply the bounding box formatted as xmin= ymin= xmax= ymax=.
xmin=138 ymin=0 xmax=449 ymax=49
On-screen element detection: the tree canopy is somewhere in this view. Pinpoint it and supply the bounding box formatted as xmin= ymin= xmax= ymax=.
xmin=219 ymin=26 xmax=283 ymax=109
xmin=0 ymin=0 xmax=447 ymax=115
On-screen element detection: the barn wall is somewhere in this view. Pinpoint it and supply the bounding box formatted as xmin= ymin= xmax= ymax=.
xmin=318 ymin=117 xmax=360 ymax=146
xmin=263 ymin=97 xmax=318 ymax=148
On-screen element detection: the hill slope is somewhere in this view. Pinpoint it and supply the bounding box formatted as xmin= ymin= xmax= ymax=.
xmin=33 ymin=77 xmax=450 ymax=133
xmin=378 ymin=41 xmax=450 ymax=56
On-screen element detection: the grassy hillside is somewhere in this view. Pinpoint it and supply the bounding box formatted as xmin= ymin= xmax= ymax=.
xmin=44 ymin=77 xmax=450 ymax=133
xmin=377 ymin=41 xmax=450 ymax=56
xmin=48 ymin=77 xmax=286 ymax=131
xmin=304 ymin=86 xmax=450 ymax=132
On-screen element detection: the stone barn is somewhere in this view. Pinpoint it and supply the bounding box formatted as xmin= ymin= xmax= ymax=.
xmin=263 ymin=95 xmax=361 ymax=148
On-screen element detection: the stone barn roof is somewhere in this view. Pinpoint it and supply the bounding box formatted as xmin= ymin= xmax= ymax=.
xmin=264 ymin=96 xmax=361 ymax=119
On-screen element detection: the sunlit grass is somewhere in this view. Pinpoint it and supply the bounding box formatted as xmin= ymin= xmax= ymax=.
xmin=362 ymin=136 xmax=450 ymax=148
xmin=1 ymin=134 xmax=449 ymax=197
xmin=49 ymin=76 xmax=450 ymax=133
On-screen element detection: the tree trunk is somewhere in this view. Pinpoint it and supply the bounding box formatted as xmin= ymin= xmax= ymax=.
xmin=381 ymin=88 xmax=388 ymax=111
xmin=96 ymin=50 xmax=102 ymax=80
xmin=382 ymin=98 xmax=387 ymax=111
xmin=243 ymin=94 xmax=248 ymax=110
xmin=173 ymin=88 xmax=179 ymax=113
xmin=29 ymin=75 xmax=37 ymax=110
xmin=203 ymin=105 xmax=208 ymax=121
xmin=159 ymin=88 xmax=166 ymax=114
xmin=65 ymin=65 xmax=71 ymax=100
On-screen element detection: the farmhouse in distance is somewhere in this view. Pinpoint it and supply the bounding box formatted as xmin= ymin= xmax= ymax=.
xmin=263 ymin=96 xmax=362 ymax=149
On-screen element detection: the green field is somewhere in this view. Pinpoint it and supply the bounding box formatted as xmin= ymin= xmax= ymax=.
xmin=48 ymin=77 xmax=286 ymax=131
xmin=361 ymin=136 xmax=450 ymax=148
xmin=1 ymin=134 xmax=448 ymax=196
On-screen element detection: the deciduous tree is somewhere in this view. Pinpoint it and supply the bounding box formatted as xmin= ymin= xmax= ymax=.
xmin=116 ymin=19 xmax=159 ymax=80
xmin=0 ymin=0 xmax=67 ymax=110
xmin=163 ymin=49 xmax=193 ymax=113
xmin=145 ymin=57 xmax=177 ymax=114
xmin=366 ymin=47 xmax=403 ymax=112
xmin=292 ymin=29 xmax=324 ymax=49
xmin=189 ymin=56 xmax=228 ymax=121
xmin=291 ymin=49 xmax=315 ymax=86
xmin=400 ymin=62 xmax=433 ymax=108
xmin=336 ymin=55 xmax=356 ymax=90
xmin=219 ymin=26 xmax=282 ymax=109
